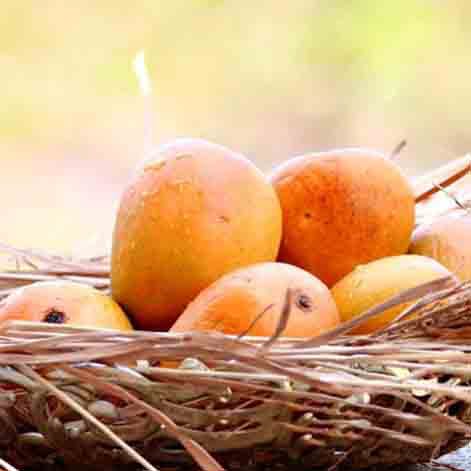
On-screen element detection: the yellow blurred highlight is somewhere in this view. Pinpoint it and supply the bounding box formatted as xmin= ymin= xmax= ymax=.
xmin=2 ymin=1 xmax=471 ymax=253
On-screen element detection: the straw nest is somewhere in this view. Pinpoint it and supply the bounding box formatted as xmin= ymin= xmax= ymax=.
xmin=2 ymin=277 xmax=471 ymax=471
xmin=1 ymin=159 xmax=471 ymax=471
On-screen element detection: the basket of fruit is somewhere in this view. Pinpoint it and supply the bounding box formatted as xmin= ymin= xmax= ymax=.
xmin=1 ymin=139 xmax=471 ymax=471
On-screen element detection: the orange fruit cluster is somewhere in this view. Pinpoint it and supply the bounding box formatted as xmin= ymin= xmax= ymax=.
xmin=2 ymin=137 xmax=465 ymax=340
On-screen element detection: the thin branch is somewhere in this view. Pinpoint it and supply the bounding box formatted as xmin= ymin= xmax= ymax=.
xmin=390 ymin=139 xmax=407 ymax=160
xmin=414 ymin=154 xmax=471 ymax=203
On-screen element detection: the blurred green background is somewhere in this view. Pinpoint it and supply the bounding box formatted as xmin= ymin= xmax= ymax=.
xmin=2 ymin=0 xmax=471 ymax=254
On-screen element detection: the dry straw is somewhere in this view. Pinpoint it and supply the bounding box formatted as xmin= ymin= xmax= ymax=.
xmin=1 ymin=157 xmax=471 ymax=471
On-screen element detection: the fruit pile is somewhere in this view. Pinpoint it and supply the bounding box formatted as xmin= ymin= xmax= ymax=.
xmin=1 ymin=138 xmax=469 ymax=341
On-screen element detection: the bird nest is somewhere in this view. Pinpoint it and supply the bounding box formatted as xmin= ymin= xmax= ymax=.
xmin=1 ymin=277 xmax=471 ymax=471
xmin=1 ymin=158 xmax=471 ymax=471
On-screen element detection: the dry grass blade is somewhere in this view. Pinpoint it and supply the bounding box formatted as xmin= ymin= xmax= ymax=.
xmin=296 ymin=276 xmax=457 ymax=348
xmin=0 ymin=243 xmax=110 ymax=302
xmin=261 ymin=288 xmax=292 ymax=350
xmin=0 ymin=243 xmax=106 ymax=273
xmin=237 ymin=303 xmax=275 ymax=340
xmin=432 ymin=182 xmax=468 ymax=210
xmin=430 ymin=461 xmax=465 ymax=471
xmin=18 ymin=364 xmax=160 ymax=471
xmin=0 ymin=458 xmax=20 ymax=471
xmin=414 ymin=154 xmax=471 ymax=203
xmin=390 ymin=139 xmax=407 ymax=160
xmin=373 ymin=283 xmax=463 ymax=336
xmin=379 ymin=282 xmax=471 ymax=340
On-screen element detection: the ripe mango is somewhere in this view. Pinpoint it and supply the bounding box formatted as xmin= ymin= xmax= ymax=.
xmin=270 ymin=148 xmax=415 ymax=286
xmin=410 ymin=212 xmax=471 ymax=281
xmin=111 ymin=138 xmax=282 ymax=330
xmin=331 ymin=255 xmax=453 ymax=334
xmin=0 ymin=281 xmax=132 ymax=331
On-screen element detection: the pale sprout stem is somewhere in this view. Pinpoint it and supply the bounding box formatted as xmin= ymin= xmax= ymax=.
xmin=133 ymin=50 xmax=156 ymax=169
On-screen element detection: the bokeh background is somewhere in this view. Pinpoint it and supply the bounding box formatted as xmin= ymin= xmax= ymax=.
xmin=2 ymin=0 xmax=471 ymax=254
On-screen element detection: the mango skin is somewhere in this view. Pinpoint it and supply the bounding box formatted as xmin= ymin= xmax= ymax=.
xmin=111 ymin=138 xmax=282 ymax=330
xmin=270 ymin=148 xmax=416 ymax=287
xmin=170 ymin=262 xmax=340 ymax=338
xmin=410 ymin=212 xmax=471 ymax=281
xmin=331 ymin=255 xmax=453 ymax=334
xmin=0 ymin=281 xmax=132 ymax=331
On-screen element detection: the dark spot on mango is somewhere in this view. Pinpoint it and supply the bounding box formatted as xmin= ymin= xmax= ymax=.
xmin=296 ymin=294 xmax=313 ymax=312
xmin=43 ymin=309 xmax=67 ymax=324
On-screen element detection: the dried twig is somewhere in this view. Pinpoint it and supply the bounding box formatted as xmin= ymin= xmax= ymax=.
xmin=0 ymin=458 xmax=19 ymax=471
xmin=414 ymin=154 xmax=471 ymax=203
xmin=390 ymin=139 xmax=407 ymax=160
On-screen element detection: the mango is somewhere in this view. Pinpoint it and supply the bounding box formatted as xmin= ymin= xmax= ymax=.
xmin=170 ymin=262 xmax=340 ymax=338
xmin=410 ymin=212 xmax=471 ymax=281
xmin=270 ymin=148 xmax=415 ymax=286
xmin=0 ymin=281 xmax=132 ymax=331
xmin=111 ymin=138 xmax=282 ymax=330
xmin=331 ymin=255 xmax=453 ymax=334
